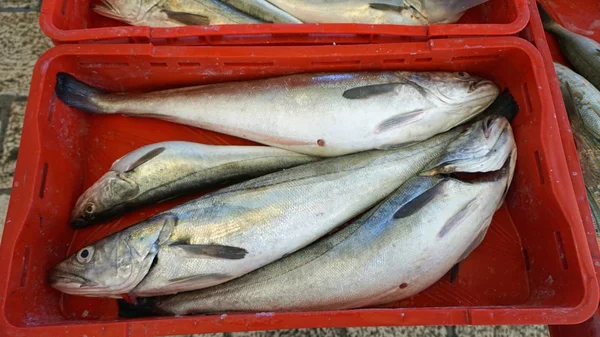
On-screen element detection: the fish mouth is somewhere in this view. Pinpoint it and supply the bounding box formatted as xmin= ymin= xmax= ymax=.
xmin=469 ymin=80 xmax=496 ymax=93
xmin=70 ymin=204 xmax=127 ymax=228
xmin=48 ymin=269 xmax=97 ymax=291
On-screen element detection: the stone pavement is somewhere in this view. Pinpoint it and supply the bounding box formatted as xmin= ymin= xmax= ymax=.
xmin=0 ymin=1 xmax=550 ymax=336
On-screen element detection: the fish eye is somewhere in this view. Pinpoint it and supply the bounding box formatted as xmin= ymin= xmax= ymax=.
xmin=76 ymin=247 xmax=94 ymax=264
xmin=458 ymin=72 xmax=468 ymax=78
xmin=84 ymin=203 xmax=95 ymax=215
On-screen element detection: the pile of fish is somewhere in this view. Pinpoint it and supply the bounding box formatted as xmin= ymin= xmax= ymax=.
xmin=92 ymin=0 xmax=491 ymax=27
xmin=539 ymin=4 xmax=600 ymax=244
xmin=48 ymin=69 xmax=518 ymax=316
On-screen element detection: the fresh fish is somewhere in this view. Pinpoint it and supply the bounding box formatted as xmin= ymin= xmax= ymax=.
xmin=412 ymin=0 xmax=491 ymax=24
xmin=92 ymin=0 xmax=263 ymax=27
xmin=55 ymin=71 xmax=499 ymax=157
xmin=554 ymin=62 xmax=600 ymax=242
xmin=120 ymin=117 xmax=515 ymax=315
xmin=48 ymin=116 xmax=505 ymax=298
xmin=259 ymin=0 xmax=428 ymax=25
xmin=539 ymin=4 xmax=600 ymax=91
xmin=258 ymin=0 xmax=489 ymax=25
xmin=219 ymin=0 xmax=302 ymax=23
xmin=70 ymin=142 xmax=317 ymax=229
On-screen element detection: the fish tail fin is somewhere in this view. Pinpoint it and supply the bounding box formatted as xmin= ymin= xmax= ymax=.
xmin=537 ymin=3 xmax=558 ymax=30
xmin=117 ymin=298 xmax=161 ymax=318
xmin=55 ymin=72 xmax=110 ymax=114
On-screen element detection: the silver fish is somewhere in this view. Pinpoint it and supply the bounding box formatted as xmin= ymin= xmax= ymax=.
xmin=260 ymin=0 xmax=428 ymax=25
xmin=70 ymin=142 xmax=317 ymax=228
xmin=55 ymin=71 xmax=499 ymax=157
xmin=92 ymin=0 xmax=263 ymax=27
xmin=126 ymin=116 xmax=515 ymax=315
xmin=554 ymin=62 xmax=600 ymax=244
xmin=48 ymin=117 xmax=504 ymax=298
xmin=539 ymin=4 xmax=600 ymax=91
xmin=259 ymin=0 xmax=489 ymax=25
xmin=219 ymin=0 xmax=302 ymax=23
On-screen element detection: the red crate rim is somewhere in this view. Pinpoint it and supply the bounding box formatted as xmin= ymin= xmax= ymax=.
xmin=0 ymin=37 xmax=597 ymax=337
xmin=38 ymin=0 xmax=530 ymax=44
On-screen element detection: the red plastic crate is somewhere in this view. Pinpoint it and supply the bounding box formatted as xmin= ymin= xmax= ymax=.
xmin=529 ymin=0 xmax=600 ymax=287
xmin=0 ymin=38 xmax=597 ymax=337
xmin=522 ymin=0 xmax=600 ymax=336
xmin=39 ymin=0 xmax=529 ymax=45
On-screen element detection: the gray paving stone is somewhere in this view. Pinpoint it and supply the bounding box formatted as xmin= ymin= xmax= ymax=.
xmin=0 ymin=0 xmax=41 ymax=9
xmin=3 ymin=98 xmax=25 ymax=161
xmin=223 ymin=328 xmax=346 ymax=337
xmin=0 ymin=12 xmax=53 ymax=96
xmin=456 ymin=325 xmax=549 ymax=337
xmin=347 ymin=326 xmax=448 ymax=337
xmin=0 ymin=194 xmax=9 ymax=243
xmin=0 ymin=97 xmax=24 ymax=189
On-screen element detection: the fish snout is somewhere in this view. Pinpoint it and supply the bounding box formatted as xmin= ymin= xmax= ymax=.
xmin=70 ymin=216 xmax=91 ymax=229
xmin=48 ymin=268 xmax=88 ymax=291
xmin=468 ymin=79 xmax=497 ymax=94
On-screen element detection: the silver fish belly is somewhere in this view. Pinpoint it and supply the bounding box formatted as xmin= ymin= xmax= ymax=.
xmin=50 ymin=126 xmax=469 ymax=298
xmin=554 ymin=62 xmax=600 ymax=241
xmin=70 ymin=142 xmax=317 ymax=228
xmin=141 ymin=119 xmax=516 ymax=314
xmin=55 ymin=71 xmax=499 ymax=157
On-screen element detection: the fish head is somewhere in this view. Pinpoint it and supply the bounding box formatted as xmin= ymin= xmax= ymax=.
xmin=70 ymin=171 xmax=139 ymax=228
xmin=422 ymin=116 xmax=516 ymax=177
xmin=49 ymin=216 xmax=172 ymax=297
xmin=405 ymin=71 xmax=499 ymax=118
xmin=92 ymin=0 xmax=162 ymax=25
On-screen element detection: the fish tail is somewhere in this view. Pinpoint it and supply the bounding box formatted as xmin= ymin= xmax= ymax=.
xmin=537 ymin=3 xmax=558 ymax=30
xmin=117 ymin=298 xmax=162 ymax=318
xmin=55 ymin=72 xmax=110 ymax=114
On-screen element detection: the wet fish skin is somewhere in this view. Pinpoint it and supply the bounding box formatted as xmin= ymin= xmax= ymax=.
xmin=49 ymin=116 xmax=508 ymax=299
xmin=554 ymin=62 xmax=600 ymax=240
xmin=408 ymin=0 xmax=490 ymax=24
xmin=219 ymin=0 xmax=302 ymax=23
xmin=262 ymin=0 xmax=428 ymax=25
xmin=55 ymin=71 xmax=498 ymax=157
xmin=92 ymin=0 xmax=262 ymax=27
xmin=539 ymin=4 xmax=600 ymax=91
xmin=70 ymin=141 xmax=317 ymax=228
xmin=129 ymin=118 xmax=515 ymax=315
xmin=260 ymin=0 xmax=489 ymax=25
xmin=49 ymin=127 xmax=463 ymax=298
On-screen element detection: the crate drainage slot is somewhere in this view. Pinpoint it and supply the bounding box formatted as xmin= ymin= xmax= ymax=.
xmin=534 ymin=151 xmax=545 ymax=185
xmin=523 ymin=248 xmax=531 ymax=271
xmin=39 ymin=163 xmax=48 ymax=199
xmin=555 ymin=231 xmax=568 ymax=269
xmin=19 ymin=246 xmax=30 ymax=287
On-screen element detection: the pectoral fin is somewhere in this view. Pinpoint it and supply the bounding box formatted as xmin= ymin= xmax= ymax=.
xmin=167 ymin=274 xmax=232 ymax=288
xmin=561 ymin=81 xmax=583 ymax=126
xmin=343 ymin=83 xmax=402 ymax=99
xmin=125 ymin=147 xmax=166 ymax=172
xmin=376 ymin=110 xmax=425 ymax=133
xmin=169 ymin=243 xmax=248 ymax=259
xmin=437 ymin=198 xmax=478 ymax=237
xmin=162 ymin=10 xmax=210 ymax=25
xmin=369 ymin=3 xmax=405 ymax=11
xmin=393 ymin=177 xmax=445 ymax=219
